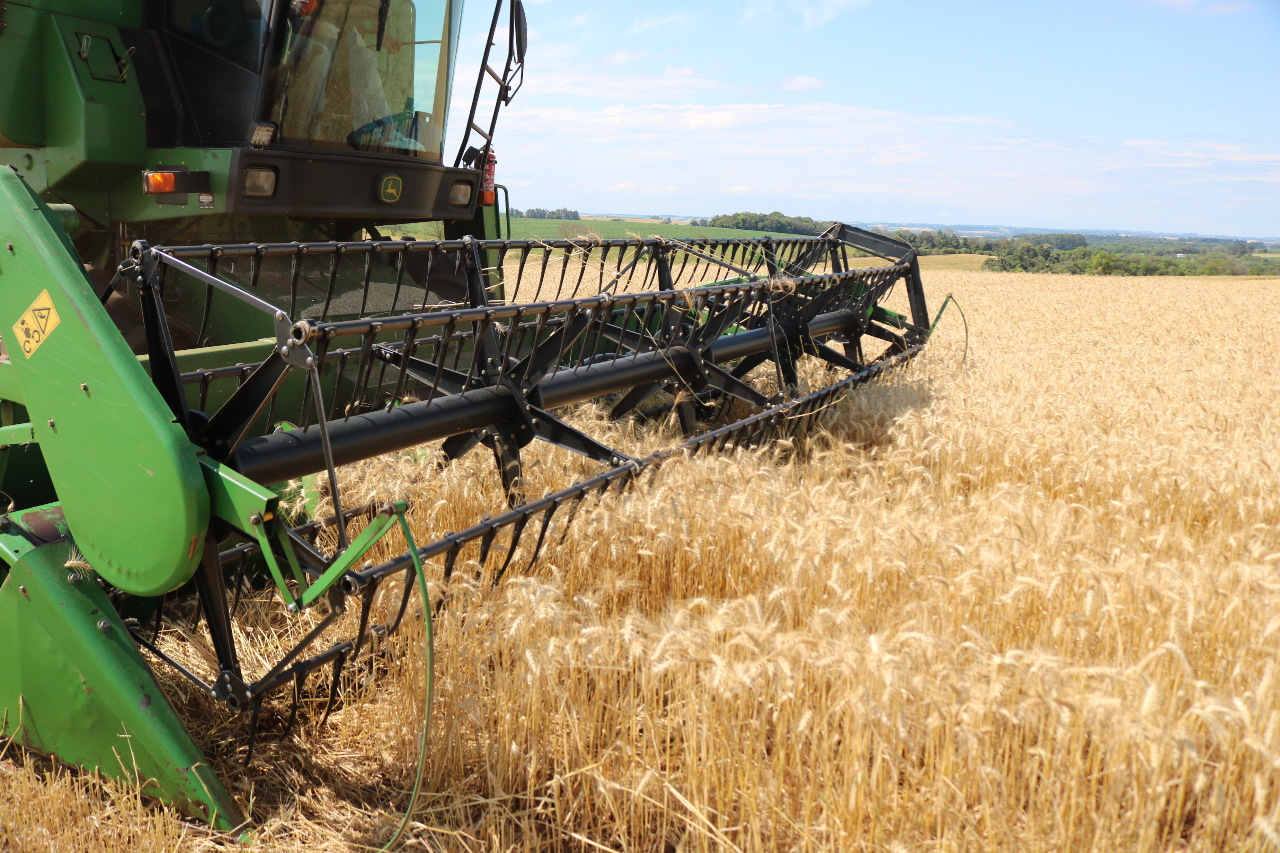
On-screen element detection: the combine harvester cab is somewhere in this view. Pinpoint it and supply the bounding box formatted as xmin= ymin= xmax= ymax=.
xmin=0 ymin=0 xmax=934 ymax=828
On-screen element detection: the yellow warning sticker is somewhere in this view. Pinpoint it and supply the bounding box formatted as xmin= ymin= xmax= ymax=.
xmin=12 ymin=290 xmax=60 ymax=359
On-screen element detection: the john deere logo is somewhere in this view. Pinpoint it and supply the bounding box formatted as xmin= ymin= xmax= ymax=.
xmin=378 ymin=174 xmax=403 ymax=204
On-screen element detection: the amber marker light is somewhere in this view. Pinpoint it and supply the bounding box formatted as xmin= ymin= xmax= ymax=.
xmin=143 ymin=171 xmax=177 ymax=194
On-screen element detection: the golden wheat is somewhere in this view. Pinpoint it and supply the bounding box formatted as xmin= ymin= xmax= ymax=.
xmin=2 ymin=271 xmax=1278 ymax=852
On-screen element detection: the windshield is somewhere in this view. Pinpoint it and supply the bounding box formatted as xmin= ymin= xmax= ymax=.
xmin=267 ymin=0 xmax=462 ymax=161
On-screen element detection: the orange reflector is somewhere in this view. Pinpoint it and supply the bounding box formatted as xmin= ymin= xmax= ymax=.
xmin=143 ymin=171 xmax=177 ymax=194
xmin=480 ymin=190 xmax=497 ymax=206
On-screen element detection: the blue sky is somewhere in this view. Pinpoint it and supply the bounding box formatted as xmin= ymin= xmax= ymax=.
xmin=447 ymin=0 xmax=1280 ymax=239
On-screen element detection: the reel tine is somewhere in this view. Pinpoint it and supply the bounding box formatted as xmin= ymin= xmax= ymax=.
xmin=344 ymin=330 xmax=379 ymax=419
xmin=556 ymin=491 xmax=585 ymax=548
xmin=320 ymin=246 xmax=342 ymax=321
xmin=390 ymin=551 xmax=420 ymax=631
xmin=151 ymin=594 xmax=165 ymax=645
xmin=196 ymin=254 xmax=217 ymax=348
xmin=388 ymin=243 xmax=407 ymax=314
xmin=350 ymin=577 xmax=382 ymax=663
xmin=231 ymin=554 xmax=248 ymax=616
xmin=490 ymin=513 xmax=530 ymax=588
xmin=441 ymin=543 xmax=461 ymax=584
xmin=477 ymin=527 xmax=498 ymax=569
xmin=281 ymin=671 xmax=304 ymax=741
xmin=288 ymin=251 xmax=301 ymax=319
xmin=520 ymin=501 xmax=559 ymax=575
xmin=244 ymin=693 xmax=264 ymax=768
xmin=319 ymin=650 xmax=347 ymax=729
xmin=357 ymin=246 xmax=375 ymax=317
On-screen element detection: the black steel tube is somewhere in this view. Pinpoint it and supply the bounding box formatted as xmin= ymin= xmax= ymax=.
xmin=231 ymin=387 xmax=513 ymax=483
xmin=229 ymin=308 xmax=862 ymax=484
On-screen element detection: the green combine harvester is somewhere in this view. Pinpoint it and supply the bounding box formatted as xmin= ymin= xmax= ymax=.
xmin=0 ymin=0 xmax=935 ymax=829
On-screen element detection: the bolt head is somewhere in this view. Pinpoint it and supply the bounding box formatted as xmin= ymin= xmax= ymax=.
xmin=97 ymin=619 xmax=111 ymax=633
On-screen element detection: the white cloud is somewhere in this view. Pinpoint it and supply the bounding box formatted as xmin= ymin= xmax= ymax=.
xmin=630 ymin=14 xmax=689 ymax=34
xmin=745 ymin=0 xmax=871 ymax=28
xmin=780 ymin=75 xmax=824 ymax=91
xmin=517 ymin=65 xmax=725 ymax=99
xmin=608 ymin=50 xmax=650 ymax=64
xmin=1147 ymin=0 xmax=1252 ymax=12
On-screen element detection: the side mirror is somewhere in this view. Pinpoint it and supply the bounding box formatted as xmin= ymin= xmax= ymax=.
xmin=511 ymin=0 xmax=527 ymax=64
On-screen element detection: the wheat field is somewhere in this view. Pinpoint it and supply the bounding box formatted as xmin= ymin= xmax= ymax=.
xmin=2 ymin=270 xmax=1278 ymax=852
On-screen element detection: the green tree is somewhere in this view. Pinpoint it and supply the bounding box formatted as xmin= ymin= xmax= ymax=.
xmin=1089 ymin=251 xmax=1118 ymax=275
xmin=1201 ymin=257 xmax=1230 ymax=275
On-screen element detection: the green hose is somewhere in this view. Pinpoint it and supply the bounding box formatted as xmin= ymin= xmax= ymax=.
xmin=377 ymin=509 xmax=435 ymax=851
xmin=930 ymin=292 xmax=970 ymax=367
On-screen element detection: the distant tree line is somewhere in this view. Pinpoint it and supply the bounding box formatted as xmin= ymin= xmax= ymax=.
xmin=510 ymin=208 xmax=580 ymax=220
xmin=644 ymin=211 xmax=1279 ymax=276
xmin=694 ymin=211 xmax=830 ymax=236
xmin=884 ymin=229 xmax=1277 ymax=276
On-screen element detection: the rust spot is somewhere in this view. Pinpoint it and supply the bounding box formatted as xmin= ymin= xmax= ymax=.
xmin=14 ymin=505 xmax=70 ymax=544
xmin=187 ymin=536 xmax=199 ymax=559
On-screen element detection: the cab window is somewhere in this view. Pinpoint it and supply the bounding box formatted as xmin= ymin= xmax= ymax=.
xmin=169 ymin=0 xmax=268 ymax=69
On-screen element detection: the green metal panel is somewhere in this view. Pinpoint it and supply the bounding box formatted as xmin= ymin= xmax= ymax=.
xmin=199 ymin=455 xmax=278 ymax=534
xmin=0 ymin=167 xmax=208 ymax=596
xmin=0 ymin=5 xmax=46 ymax=147
xmin=111 ymin=148 xmax=235 ymax=222
xmin=40 ymin=13 xmax=146 ymax=191
xmin=0 ymin=538 xmax=239 ymax=829
xmin=11 ymin=1 xmax=142 ymax=27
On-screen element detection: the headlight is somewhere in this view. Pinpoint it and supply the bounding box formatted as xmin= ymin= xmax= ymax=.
xmin=242 ymin=167 xmax=278 ymax=199
xmin=449 ymin=181 xmax=473 ymax=206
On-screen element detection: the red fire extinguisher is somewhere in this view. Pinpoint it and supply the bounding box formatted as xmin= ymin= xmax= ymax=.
xmin=481 ymin=149 xmax=497 ymax=206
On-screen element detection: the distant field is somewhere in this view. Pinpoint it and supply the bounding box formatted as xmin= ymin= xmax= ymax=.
xmin=918 ymin=253 xmax=992 ymax=271
xmin=580 ymin=215 xmax=681 ymax=225
xmin=501 ymin=218 xmax=776 ymax=242
xmin=393 ymin=218 xmax=782 ymax=243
